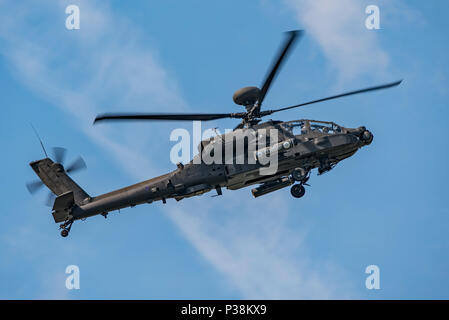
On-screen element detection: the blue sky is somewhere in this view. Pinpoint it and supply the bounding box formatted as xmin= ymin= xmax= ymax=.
xmin=0 ymin=0 xmax=448 ymax=299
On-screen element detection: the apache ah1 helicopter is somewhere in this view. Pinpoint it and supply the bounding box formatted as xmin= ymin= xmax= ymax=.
xmin=27 ymin=30 xmax=401 ymax=237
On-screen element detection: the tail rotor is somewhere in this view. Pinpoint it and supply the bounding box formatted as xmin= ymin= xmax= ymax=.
xmin=52 ymin=147 xmax=67 ymax=165
xmin=65 ymin=156 xmax=87 ymax=174
xmin=26 ymin=180 xmax=44 ymax=194
xmin=26 ymin=147 xmax=87 ymax=207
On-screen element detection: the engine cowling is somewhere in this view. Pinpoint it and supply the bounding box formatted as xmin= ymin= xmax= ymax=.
xmin=233 ymin=86 xmax=261 ymax=106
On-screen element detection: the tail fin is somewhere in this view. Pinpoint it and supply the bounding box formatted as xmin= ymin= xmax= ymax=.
xmin=29 ymin=158 xmax=90 ymax=222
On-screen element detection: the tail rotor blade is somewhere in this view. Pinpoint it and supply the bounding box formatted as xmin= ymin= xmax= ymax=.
xmin=66 ymin=156 xmax=87 ymax=174
xmin=26 ymin=180 xmax=44 ymax=194
xmin=52 ymin=147 xmax=67 ymax=164
xmin=46 ymin=192 xmax=56 ymax=207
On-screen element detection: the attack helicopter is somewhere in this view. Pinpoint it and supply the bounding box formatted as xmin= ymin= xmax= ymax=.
xmin=27 ymin=30 xmax=401 ymax=237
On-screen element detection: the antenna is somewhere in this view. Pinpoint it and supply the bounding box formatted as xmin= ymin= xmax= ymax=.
xmin=30 ymin=123 xmax=48 ymax=158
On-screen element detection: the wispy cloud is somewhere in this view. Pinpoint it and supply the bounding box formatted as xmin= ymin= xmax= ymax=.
xmin=1 ymin=224 xmax=81 ymax=299
xmin=165 ymin=193 xmax=345 ymax=298
xmin=0 ymin=0 xmax=351 ymax=298
xmin=286 ymin=0 xmax=390 ymax=83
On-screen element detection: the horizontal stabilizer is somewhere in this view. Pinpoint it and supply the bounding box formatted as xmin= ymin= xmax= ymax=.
xmin=53 ymin=191 xmax=74 ymax=211
xmin=52 ymin=191 xmax=75 ymax=223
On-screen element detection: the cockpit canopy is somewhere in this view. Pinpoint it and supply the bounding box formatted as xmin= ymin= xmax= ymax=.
xmin=280 ymin=119 xmax=345 ymax=136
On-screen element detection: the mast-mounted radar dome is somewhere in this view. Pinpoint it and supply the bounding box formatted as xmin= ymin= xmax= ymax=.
xmin=233 ymin=86 xmax=261 ymax=106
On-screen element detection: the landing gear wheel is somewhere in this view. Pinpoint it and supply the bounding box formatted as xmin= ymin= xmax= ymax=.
xmin=59 ymin=219 xmax=73 ymax=237
xmin=290 ymin=184 xmax=306 ymax=198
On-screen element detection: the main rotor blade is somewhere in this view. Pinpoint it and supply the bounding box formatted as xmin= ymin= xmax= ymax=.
xmin=26 ymin=180 xmax=44 ymax=194
xmin=52 ymin=147 xmax=67 ymax=164
xmin=258 ymin=30 xmax=303 ymax=107
xmin=94 ymin=112 xmax=245 ymax=124
xmin=66 ymin=156 xmax=87 ymax=174
xmin=263 ymin=80 xmax=402 ymax=116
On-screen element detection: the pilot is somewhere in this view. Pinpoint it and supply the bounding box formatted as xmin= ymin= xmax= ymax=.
xmin=301 ymin=125 xmax=308 ymax=134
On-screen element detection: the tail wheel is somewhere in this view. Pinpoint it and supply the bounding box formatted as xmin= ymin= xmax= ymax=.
xmin=59 ymin=219 xmax=73 ymax=237
xmin=290 ymin=184 xmax=305 ymax=198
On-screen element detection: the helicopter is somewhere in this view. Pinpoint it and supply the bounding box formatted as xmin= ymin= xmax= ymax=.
xmin=27 ymin=30 xmax=401 ymax=237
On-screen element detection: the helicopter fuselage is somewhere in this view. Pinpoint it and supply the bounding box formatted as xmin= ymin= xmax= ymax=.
xmin=69 ymin=119 xmax=373 ymax=221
